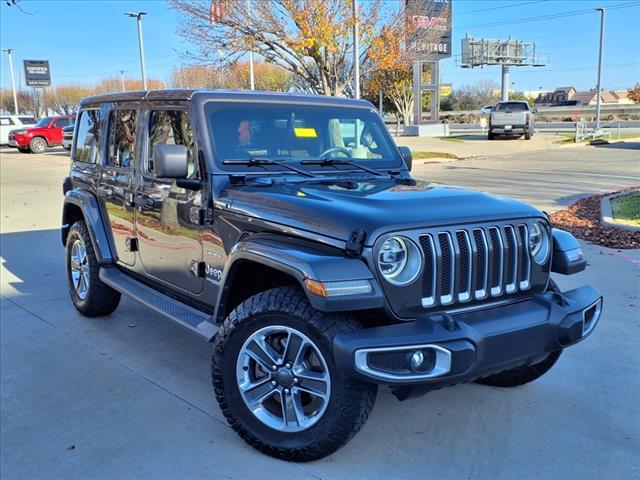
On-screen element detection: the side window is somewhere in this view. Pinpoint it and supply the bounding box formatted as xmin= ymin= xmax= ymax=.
xmin=0 ymin=118 xmax=14 ymax=125
xmin=107 ymin=109 xmax=137 ymax=168
xmin=148 ymin=109 xmax=197 ymax=178
xmin=54 ymin=117 xmax=70 ymax=127
xmin=73 ymin=109 xmax=102 ymax=164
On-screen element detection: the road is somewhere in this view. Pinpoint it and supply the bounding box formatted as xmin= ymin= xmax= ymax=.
xmin=1 ymin=146 xmax=639 ymax=480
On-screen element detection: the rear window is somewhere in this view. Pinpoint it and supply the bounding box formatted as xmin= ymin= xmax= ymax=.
xmin=18 ymin=116 xmax=37 ymax=125
xmin=0 ymin=117 xmax=14 ymax=126
xmin=495 ymin=102 xmax=529 ymax=112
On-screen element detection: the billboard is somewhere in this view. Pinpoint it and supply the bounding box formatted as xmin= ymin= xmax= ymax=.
xmin=24 ymin=60 xmax=51 ymax=87
xmin=405 ymin=0 xmax=452 ymax=60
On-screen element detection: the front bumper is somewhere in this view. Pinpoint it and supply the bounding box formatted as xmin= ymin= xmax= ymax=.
xmin=334 ymin=285 xmax=602 ymax=398
xmin=7 ymin=139 xmax=19 ymax=147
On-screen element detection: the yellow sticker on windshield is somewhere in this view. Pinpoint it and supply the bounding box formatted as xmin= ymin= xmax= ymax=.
xmin=294 ymin=127 xmax=317 ymax=138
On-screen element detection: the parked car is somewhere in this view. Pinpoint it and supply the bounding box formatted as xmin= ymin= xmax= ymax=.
xmin=489 ymin=101 xmax=534 ymax=140
xmin=62 ymin=90 xmax=601 ymax=461
xmin=479 ymin=105 xmax=494 ymax=116
xmin=62 ymin=124 xmax=74 ymax=151
xmin=8 ymin=115 xmax=75 ymax=153
xmin=0 ymin=115 xmax=37 ymax=145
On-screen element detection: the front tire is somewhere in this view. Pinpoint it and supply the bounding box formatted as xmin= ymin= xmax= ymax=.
xmin=212 ymin=287 xmax=377 ymax=462
xmin=29 ymin=137 xmax=47 ymax=153
xmin=18 ymin=147 xmax=30 ymax=153
xmin=66 ymin=221 xmax=121 ymax=317
xmin=488 ymin=131 xmax=496 ymax=140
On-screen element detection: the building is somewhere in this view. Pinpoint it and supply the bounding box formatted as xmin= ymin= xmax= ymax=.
xmin=535 ymin=87 xmax=635 ymax=106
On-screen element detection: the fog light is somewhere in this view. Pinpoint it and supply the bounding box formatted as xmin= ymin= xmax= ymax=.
xmin=408 ymin=349 xmax=437 ymax=373
xmin=410 ymin=351 xmax=424 ymax=370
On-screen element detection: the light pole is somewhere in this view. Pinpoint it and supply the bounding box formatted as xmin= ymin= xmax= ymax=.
xmin=247 ymin=0 xmax=255 ymax=90
xmin=217 ymin=48 xmax=224 ymax=88
xmin=1 ymin=48 xmax=19 ymax=114
xmin=125 ymin=12 xmax=148 ymax=90
xmin=352 ymin=0 xmax=360 ymax=99
xmin=595 ymin=7 xmax=605 ymax=129
xmin=120 ymin=70 xmax=125 ymax=91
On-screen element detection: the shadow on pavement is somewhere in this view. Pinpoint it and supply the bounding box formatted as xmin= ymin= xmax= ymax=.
xmin=592 ymin=141 xmax=640 ymax=150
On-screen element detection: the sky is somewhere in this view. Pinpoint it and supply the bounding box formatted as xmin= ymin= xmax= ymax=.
xmin=0 ymin=0 xmax=639 ymax=94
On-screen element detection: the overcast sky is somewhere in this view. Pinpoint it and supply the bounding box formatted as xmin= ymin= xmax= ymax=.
xmin=1 ymin=0 xmax=639 ymax=93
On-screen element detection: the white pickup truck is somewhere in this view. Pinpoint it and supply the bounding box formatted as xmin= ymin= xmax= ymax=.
xmin=489 ymin=101 xmax=534 ymax=140
xmin=0 ymin=115 xmax=37 ymax=145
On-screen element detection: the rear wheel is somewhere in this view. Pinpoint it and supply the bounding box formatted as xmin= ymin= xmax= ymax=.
xmin=66 ymin=221 xmax=121 ymax=317
xmin=28 ymin=137 xmax=47 ymax=153
xmin=212 ymin=287 xmax=377 ymax=461
xmin=488 ymin=131 xmax=496 ymax=140
xmin=524 ymin=131 xmax=532 ymax=140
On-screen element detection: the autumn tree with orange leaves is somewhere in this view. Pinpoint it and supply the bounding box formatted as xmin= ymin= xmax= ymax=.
xmin=169 ymin=0 xmax=392 ymax=96
xmin=364 ymin=22 xmax=414 ymax=126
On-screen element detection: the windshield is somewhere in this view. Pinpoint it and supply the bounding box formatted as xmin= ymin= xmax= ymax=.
xmin=35 ymin=117 xmax=52 ymax=127
xmin=205 ymin=101 xmax=401 ymax=173
xmin=495 ymin=102 xmax=529 ymax=111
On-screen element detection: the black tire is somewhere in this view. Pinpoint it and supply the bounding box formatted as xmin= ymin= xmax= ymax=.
xmin=29 ymin=136 xmax=47 ymax=153
xmin=17 ymin=147 xmax=30 ymax=153
xmin=524 ymin=131 xmax=532 ymax=140
xmin=476 ymin=278 xmax=562 ymax=388
xmin=488 ymin=131 xmax=496 ymax=140
xmin=212 ymin=286 xmax=377 ymax=462
xmin=65 ymin=220 xmax=121 ymax=317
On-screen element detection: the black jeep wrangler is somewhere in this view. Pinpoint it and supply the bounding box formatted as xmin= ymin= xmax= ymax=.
xmin=62 ymin=90 xmax=602 ymax=461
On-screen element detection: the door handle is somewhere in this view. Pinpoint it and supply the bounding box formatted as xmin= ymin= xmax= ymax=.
xmin=97 ymin=186 xmax=113 ymax=198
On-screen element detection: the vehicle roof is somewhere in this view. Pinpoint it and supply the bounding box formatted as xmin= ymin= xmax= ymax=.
xmin=79 ymin=89 xmax=375 ymax=109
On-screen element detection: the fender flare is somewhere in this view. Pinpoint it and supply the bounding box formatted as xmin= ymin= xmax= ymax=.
xmin=213 ymin=236 xmax=384 ymax=324
xmin=61 ymin=189 xmax=115 ymax=264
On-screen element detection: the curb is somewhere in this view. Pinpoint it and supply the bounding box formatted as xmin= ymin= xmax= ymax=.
xmin=600 ymin=190 xmax=640 ymax=232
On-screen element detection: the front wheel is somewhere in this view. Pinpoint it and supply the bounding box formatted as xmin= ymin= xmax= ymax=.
xmin=29 ymin=137 xmax=47 ymax=153
xmin=212 ymin=287 xmax=377 ymax=461
xmin=17 ymin=147 xmax=30 ymax=153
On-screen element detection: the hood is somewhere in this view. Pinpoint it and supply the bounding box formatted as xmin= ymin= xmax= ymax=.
xmin=223 ymin=178 xmax=543 ymax=245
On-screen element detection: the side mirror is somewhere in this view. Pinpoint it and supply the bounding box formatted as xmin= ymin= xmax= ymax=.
xmin=153 ymin=144 xmax=188 ymax=178
xmin=398 ymin=146 xmax=412 ymax=172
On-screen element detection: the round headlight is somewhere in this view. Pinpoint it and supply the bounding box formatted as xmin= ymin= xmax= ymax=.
xmin=378 ymin=236 xmax=422 ymax=285
xmin=529 ymin=222 xmax=550 ymax=264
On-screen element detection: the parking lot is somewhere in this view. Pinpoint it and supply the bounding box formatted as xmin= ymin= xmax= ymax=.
xmin=1 ymin=143 xmax=639 ymax=480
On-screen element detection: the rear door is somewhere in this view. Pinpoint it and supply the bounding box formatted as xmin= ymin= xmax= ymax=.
xmin=100 ymin=106 xmax=139 ymax=266
xmin=135 ymin=104 xmax=204 ymax=294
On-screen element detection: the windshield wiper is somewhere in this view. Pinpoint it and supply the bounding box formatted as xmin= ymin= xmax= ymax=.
xmin=223 ymin=157 xmax=316 ymax=178
xmin=300 ymin=158 xmax=386 ymax=177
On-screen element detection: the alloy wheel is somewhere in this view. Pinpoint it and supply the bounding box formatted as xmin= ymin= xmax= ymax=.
xmin=70 ymin=238 xmax=90 ymax=300
xmin=235 ymin=325 xmax=331 ymax=433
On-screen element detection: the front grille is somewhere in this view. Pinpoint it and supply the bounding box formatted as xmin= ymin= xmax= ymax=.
xmin=420 ymin=223 xmax=531 ymax=308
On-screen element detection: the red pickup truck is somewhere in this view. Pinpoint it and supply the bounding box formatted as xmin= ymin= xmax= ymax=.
xmin=8 ymin=115 xmax=75 ymax=153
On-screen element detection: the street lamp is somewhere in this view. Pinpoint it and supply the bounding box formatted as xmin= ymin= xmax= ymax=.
xmin=124 ymin=12 xmax=148 ymax=90
xmin=595 ymin=7 xmax=605 ymax=129
xmin=1 ymin=48 xmax=19 ymax=114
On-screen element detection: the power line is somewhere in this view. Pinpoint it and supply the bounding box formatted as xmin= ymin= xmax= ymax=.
xmin=461 ymin=1 xmax=640 ymax=29
xmin=457 ymin=0 xmax=549 ymax=16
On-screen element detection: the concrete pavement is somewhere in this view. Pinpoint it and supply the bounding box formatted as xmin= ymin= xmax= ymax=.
xmin=1 ymin=146 xmax=639 ymax=479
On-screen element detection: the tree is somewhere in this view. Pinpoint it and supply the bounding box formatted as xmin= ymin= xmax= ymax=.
xmin=509 ymin=91 xmax=535 ymax=108
xmin=169 ymin=61 xmax=291 ymax=91
xmin=169 ymin=0 xmax=386 ymax=96
xmin=43 ymin=85 xmax=93 ymax=115
xmin=628 ymin=83 xmax=640 ymax=104
xmin=93 ymin=77 xmax=165 ymax=94
xmin=363 ymin=22 xmax=413 ymax=126
xmin=451 ymin=80 xmax=500 ymax=110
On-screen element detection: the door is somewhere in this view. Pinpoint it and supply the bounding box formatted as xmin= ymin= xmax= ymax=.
xmin=136 ymin=106 xmax=204 ymax=294
xmin=51 ymin=117 xmax=71 ymax=144
xmin=100 ymin=107 xmax=138 ymax=266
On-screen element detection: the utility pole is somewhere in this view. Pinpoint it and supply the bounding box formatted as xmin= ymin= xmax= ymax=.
xmin=352 ymin=0 xmax=360 ymax=98
xmin=1 ymin=48 xmax=19 ymax=114
xmin=120 ymin=70 xmax=125 ymax=91
xmin=125 ymin=12 xmax=148 ymax=90
xmin=595 ymin=7 xmax=605 ymax=129
xmin=247 ymin=0 xmax=255 ymax=90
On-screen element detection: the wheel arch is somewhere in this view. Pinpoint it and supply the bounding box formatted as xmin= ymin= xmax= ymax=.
xmin=62 ymin=189 xmax=115 ymax=264
xmin=213 ymin=236 xmax=383 ymax=325
xmin=30 ymin=135 xmax=49 ymax=146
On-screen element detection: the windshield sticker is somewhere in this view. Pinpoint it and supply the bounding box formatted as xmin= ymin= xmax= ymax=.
xmin=294 ymin=127 xmax=317 ymax=138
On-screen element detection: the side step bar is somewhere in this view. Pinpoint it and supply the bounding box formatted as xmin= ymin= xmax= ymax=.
xmin=99 ymin=267 xmax=217 ymax=340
